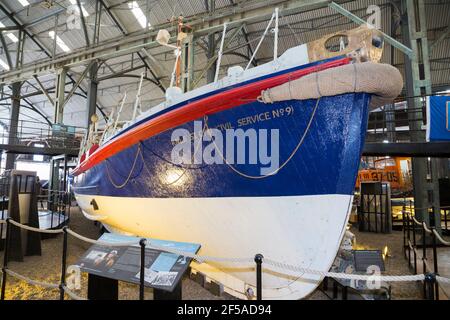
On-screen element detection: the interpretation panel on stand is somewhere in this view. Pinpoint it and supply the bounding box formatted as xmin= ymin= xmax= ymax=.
xmin=75 ymin=233 xmax=200 ymax=299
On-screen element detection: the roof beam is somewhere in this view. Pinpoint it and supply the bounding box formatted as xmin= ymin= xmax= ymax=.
xmin=24 ymin=8 xmax=66 ymax=28
xmin=0 ymin=2 xmax=109 ymax=121
xmin=32 ymin=75 xmax=54 ymax=105
xmin=76 ymin=0 xmax=90 ymax=46
xmin=0 ymin=0 xmax=333 ymax=84
xmin=429 ymin=25 xmax=450 ymax=53
xmin=0 ymin=3 xmax=51 ymax=57
xmin=98 ymin=0 xmax=166 ymax=93
xmin=0 ymin=33 xmax=12 ymax=69
xmin=328 ymin=1 xmax=413 ymax=57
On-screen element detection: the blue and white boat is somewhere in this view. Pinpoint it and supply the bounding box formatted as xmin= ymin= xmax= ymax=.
xmin=72 ymin=20 xmax=402 ymax=299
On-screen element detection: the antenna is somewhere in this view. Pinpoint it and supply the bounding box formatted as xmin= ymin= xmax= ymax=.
xmin=132 ymin=72 xmax=145 ymax=121
xmin=113 ymin=92 xmax=127 ymax=133
xmin=274 ymin=7 xmax=279 ymax=61
xmin=156 ymin=16 xmax=190 ymax=89
xmin=214 ymin=23 xmax=227 ymax=83
xmin=245 ymin=11 xmax=275 ymax=71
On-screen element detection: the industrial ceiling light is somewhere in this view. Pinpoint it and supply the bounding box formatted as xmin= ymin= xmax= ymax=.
xmin=0 ymin=22 xmax=19 ymax=43
xmin=68 ymin=0 xmax=90 ymax=17
xmin=0 ymin=58 xmax=10 ymax=71
xmin=17 ymin=0 xmax=30 ymax=7
xmin=128 ymin=1 xmax=150 ymax=29
xmin=49 ymin=31 xmax=71 ymax=52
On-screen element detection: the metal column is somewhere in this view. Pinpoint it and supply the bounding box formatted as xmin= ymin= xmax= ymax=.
xmin=206 ymin=0 xmax=216 ymax=84
xmin=181 ymin=34 xmax=194 ymax=92
xmin=5 ymin=82 xmax=21 ymax=170
xmin=86 ymin=61 xmax=98 ymax=129
xmin=401 ymin=0 xmax=440 ymax=229
xmin=54 ymin=68 xmax=67 ymax=124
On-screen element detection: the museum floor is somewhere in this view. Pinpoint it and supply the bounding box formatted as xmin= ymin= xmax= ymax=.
xmin=2 ymin=206 xmax=448 ymax=300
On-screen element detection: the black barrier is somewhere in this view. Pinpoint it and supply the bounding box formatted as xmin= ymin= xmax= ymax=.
xmin=59 ymin=227 xmax=68 ymax=300
xmin=412 ymin=214 xmax=417 ymax=274
xmin=424 ymin=273 xmax=436 ymax=300
xmin=139 ymin=238 xmax=146 ymax=300
xmin=254 ymin=254 xmax=263 ymax=300
xmin=0 ymin=196 xmax=6 ymax=247
xmin=0 ymin=218 xmax=11 ymax=300
xmin=422 ymin=220 xmax=427 ymax=297
xmin=402 ymin=208 xmax=449 ymax=300
xmin=431 ymin=227 xmax=439 ymax=300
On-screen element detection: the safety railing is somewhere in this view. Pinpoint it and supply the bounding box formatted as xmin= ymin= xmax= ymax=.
xmin=1 ymin=217 xmax=449 ymax=300
xmin=403 ymin=207 xmax=450 ymax=300
xmin=0 ymin=118 xmax=84 ymax=152
xmin=366 ymin=104 xmax=426 ymax=143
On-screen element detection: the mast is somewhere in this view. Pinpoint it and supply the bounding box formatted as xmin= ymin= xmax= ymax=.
xmin=175 ymin=16 xmax=183 ymax=88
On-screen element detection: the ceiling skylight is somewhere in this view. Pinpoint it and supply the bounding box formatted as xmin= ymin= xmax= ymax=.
xmin=128 ymin=1 xmax=150 ymax=29
xmin=0 ymin=22 xmax=19 ymax=43
xmin=17 ymin=0 xmax=30 ymax=7
xmin=0 ymin=58 xmax=10 ymax=71
xmin=49 ymin=31 xmax=71 ymax=52
xmin=68 ymin=0 xmax=90 ymax=17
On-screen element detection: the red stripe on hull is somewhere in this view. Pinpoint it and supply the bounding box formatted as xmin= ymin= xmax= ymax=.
xmin=73 ymin=58 xmax=351 ymax=176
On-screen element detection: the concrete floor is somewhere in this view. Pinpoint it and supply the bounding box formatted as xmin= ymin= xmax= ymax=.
xmin=0 ymin=205 xmax=447 ymax=300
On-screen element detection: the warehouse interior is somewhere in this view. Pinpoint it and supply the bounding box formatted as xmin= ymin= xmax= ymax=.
xmin=0 ymin=0 xmax=449 ymax=301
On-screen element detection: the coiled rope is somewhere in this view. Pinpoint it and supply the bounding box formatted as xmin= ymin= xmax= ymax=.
xmin=202 ymin=97 xmax=320 ymax=179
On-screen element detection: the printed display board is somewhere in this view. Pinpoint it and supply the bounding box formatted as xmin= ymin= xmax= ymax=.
xmin=75 ymin=233 xmax=200 ymax=292
xmin=353 ymin=250 xmax=385 ymax=272
xmin=426 ymin=95 xmax=450 ymax=141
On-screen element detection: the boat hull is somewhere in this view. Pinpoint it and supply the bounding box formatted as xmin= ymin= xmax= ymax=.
xmin=75 ymin=193 xmax=352 ymax=299
xmin=73 ymin=93 xmax=371 ymax=299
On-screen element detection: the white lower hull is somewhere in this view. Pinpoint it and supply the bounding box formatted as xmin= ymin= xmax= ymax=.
xmin=74 ymin=194 xmax=352 ymax=299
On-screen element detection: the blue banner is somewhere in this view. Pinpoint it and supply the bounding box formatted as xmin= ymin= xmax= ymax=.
xmin=427 ymin=95 xmax=450 ymax=141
